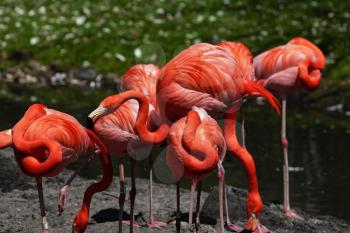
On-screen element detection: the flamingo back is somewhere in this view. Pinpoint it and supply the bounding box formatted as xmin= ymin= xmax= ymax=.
xmin=157 ymin=43 xmax=246 ymax=123
xmin=254 ymin=38 xmax=326 ymax=80
xmin=217 ymin=41 xmax=255 ymax=81
xmin=121 ymin=64 xmax=160 ymax=107
xmin=11 ymin=104 xmax=92 ymax=176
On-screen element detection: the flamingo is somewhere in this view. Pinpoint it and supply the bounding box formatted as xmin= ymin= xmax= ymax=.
xmin=156 ymin=42 xmax=280 ymax=232
xmin=0 ymin=103 xmax=113 ymax=233
xmin=120 ymin=64 xmax=167 ymax=228
xmin=86 ymin=88 xmax=169 ymax=233
xmin=166 ymin=106 xmax=226 ymax=232
xmin=254 ymin=37 xmax=326 ymax=219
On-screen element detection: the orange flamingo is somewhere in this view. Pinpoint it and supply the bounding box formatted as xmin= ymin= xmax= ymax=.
xmin=254 ymin=37 xmax=326 ymax=219
xmin=166 ymin=106 xmax=226 ymax=232
xmin=87 ymin=88 xmax=169 ymax=233
xmin=156 ymin=42 xmax=280 ymax=232
xmin=0 ymin=104 xmax=113 ymax=233
xmin=120 ymin=64 xmax=167 ymax=228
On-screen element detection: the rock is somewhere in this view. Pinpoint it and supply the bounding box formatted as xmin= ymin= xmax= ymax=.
xmin=201 ymin=186 xmax=350 ymax=233
xmin=74 ymin=67 xmax=97 ymax=81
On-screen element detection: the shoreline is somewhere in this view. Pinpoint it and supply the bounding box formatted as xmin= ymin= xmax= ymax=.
xmin=1 ymin=149 xmax=350 ymax=233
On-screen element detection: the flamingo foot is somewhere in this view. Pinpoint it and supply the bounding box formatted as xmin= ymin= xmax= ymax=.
xmin=252 ymin=224 xmax=270 ymax=233
xmin=245 ymin=215 xmax=270 ymax=233
xmin=43 ymin=230 xmax=49 ymax=233
xmin=122 ymin=220 xmax=140 ymax=228
xmin=225 ymin=223 xmax=242 ymax=232
xmin=147 ymin=220 xmax=167 ymax=228
xmin=284 ymin=208 xmax=304 ymax=220
xmin=58 ymin=185 xmax=68 ymax=215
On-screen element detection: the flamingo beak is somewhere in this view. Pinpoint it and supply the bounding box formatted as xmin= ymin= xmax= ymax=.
xmin=71 ymin=224 xmax=78 ymax=233
xmin=86 ymin=106 xmax=108 ymax=129
xmin=245 ymin=213 xmax=259 ymax=232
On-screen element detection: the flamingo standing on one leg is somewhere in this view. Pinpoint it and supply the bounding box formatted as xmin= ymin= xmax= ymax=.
xmin=166 ymin=106 xmax=226 ymax=232
xmin=120 ymin=64 xmax=167 ymax=228
xmin=254 ymin=37 xmax=326 ymax=219
xmin=86 ymin=89 xmax=169 ymax=233
xmin=0 ymin=104 xmax=113 ymax=233
xmin=156 ymin=42 xmax=280 ymax=232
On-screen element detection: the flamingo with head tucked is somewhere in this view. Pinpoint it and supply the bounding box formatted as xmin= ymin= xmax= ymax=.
xmin=86 ymin=82 xmax=169 ymax=233
xmin=0 ymin=104 xmax=113 ymax=233
xmin=167 ymin=106 xmax=226 ymax=232
xmin=254 ymin=37 xmax=326 ymax=219
xmin=156 ymin=42 xmax=280 ymax=232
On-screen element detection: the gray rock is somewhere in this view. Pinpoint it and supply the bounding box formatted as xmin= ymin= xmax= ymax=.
xmin=201 ymin=186 xmax=350 ymax=233
xmin=74 ymin=67 xmax=97 ymax=81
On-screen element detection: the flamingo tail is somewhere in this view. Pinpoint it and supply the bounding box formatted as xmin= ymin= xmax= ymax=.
xmin=243 ymin=80 xmax=281 ymax=114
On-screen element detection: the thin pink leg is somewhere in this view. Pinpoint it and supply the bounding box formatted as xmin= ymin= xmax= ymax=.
xmin=36 ymin=177 xmax=49 ymax=233
xmin=58 ymin=152 xmax=95 ymax=215
xmin=118 ymin=159 xmax=125 ymax=233
xmin=218 ymin=162 xmax=225 ymax=233
xmin=241 ymin=113 xmax=246 ymax=149
xmin=195 ymin=180 xmax=202 ymax=232
xmin=281 ymin=97 xmax=303 ymax=220
xmin=224 ymin=182 xmax=242 ymax=232
xmin=124 ymin=158 xmax=140 ymax=231
xmin=189 ymin=179 xmax=197 ymax=226
xmin=147 ymin=153 xmax=167 ymax=228
xmin=176 ymin=182 xmax=181 ymax=233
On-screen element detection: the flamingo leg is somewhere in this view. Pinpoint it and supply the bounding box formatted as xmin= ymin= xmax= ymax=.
xmin=36 ymin=177 xmax=49 ymax=233
xmin=147 ymin=152 xmax=167 ymax=228
xmin=189 ymin=179 xmax=197 ymax=226
xmin=128 ymin=158 xmax=140 ymax=232
xmin=241 ymin=113 xmax=246 ymax=149
xmin=218 ymin=162 xmax=225 ymax=233
xmin=58 ymin=152 xmax=96 ymax=215
xmin=281 ymin=97 xmax=303 ymax=220
xmin=176 ymin=181 xmax=181 ymax=233
xmin=224 ymin=182 xmax=242 ymax=232
xmin=195 ymin=180 xmax=202 ymax=232
xmin=118 ymin=158 xmax=126 ymax=233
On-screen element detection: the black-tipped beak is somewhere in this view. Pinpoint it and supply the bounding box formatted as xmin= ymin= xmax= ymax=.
xmin=86 ymin=117 xmax=94 ymax=130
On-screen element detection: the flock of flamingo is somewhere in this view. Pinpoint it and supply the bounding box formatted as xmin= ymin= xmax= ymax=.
xmin=0 ymin=37 xmax=326 ymax=233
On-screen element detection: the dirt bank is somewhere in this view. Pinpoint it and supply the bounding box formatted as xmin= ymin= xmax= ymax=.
xmin=0 ymin=148 xmax=349 ymax=233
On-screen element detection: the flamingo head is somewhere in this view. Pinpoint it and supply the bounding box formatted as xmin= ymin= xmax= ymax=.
xmin=245 ymin=192 xmax=263 ymax=231
xmin=72 ymin=211 xmax=88 ymax=233
xmin=87 ymin=93 xmax=128 ymax=126
xmin=87 ymin=106 xmax=108 ymax=128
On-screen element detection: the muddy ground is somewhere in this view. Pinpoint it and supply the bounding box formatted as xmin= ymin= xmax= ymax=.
xmin=0 ymin=148 xmax=349 ymax=233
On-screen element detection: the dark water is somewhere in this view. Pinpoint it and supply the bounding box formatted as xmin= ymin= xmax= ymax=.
xmin=1 ymin=91 xmax=350 ymax=221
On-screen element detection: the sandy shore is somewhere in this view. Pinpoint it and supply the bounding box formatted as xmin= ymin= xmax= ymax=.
xmin=0 ymin=148 xmax=349 ymax=233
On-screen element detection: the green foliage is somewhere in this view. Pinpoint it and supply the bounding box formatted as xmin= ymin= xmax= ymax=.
xmin=0 ymin=0 xmax=349 ymax=85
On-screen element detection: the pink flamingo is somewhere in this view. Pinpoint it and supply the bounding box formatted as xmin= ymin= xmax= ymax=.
xmin=166 ymin=106 xmax=226 ymax=232
xmin=156 ymin=42 xmax=280 ymax=232
xmin=254 ymin=37 xmax=326 ymax=219
xmin=120 ymin=64 xmax=168 ymax=228
xmin=86 ymin=86 xmax=169 ymax=233
xmin=0 ymin=104 xmax=113 ymax=233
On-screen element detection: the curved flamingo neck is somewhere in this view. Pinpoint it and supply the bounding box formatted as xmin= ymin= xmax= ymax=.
xmin=289 ymin=37 xmax=326 ymax=69
xmin=224 ymin=108 xmax=259 ymax=194
xmin=73 ymin=128 xmax=113 ymax=232
xmin=12 ymin=104 xmax=62 ymax=176
xmin=298 ymin=60 xmax=322 ymax=91
xmin=102 ymin=90 xmax=169 ymax=144
xmin=0 ymin=129 xmax=12 ymax=149
xmin=172 ymin=110 xmax=219 ymax=176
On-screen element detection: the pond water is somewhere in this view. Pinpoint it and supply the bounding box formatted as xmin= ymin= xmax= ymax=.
xmin=1 ymin=89 xmax=349 ymax=221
